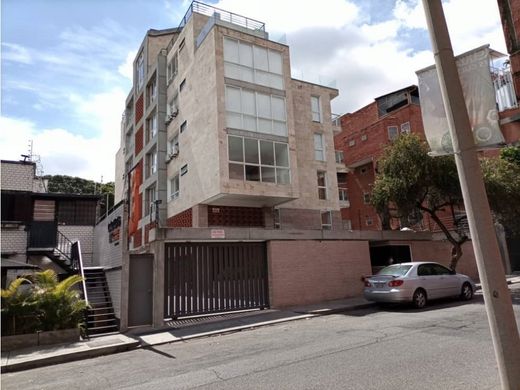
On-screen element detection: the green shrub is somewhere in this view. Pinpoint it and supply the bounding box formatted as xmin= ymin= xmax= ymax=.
xmin=1 ymin=270 xmax=88 ymax=336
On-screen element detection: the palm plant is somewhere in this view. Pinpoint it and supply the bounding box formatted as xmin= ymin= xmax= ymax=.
xmin=1 ymin=270 xmax=88 ymax=336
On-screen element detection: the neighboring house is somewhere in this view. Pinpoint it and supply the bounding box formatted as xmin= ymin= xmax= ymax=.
xmin=1 ymin=159 xmax=99 ymax=281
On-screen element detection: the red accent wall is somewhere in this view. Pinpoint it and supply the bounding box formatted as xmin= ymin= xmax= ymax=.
xmin=167 ymin=208 xmax=193 ymax=227
xmin=133 ymin=228 xmax=142 ymax=248
xmin=207 ymin=206 xmax=264 ymax=227
xmin=135 ymin=125 xmax=144 ymax=155
xmin=135 ymin=93 xmax=144 ymax=124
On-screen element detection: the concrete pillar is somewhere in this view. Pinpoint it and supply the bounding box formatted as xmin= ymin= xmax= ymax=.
xmin=192 ymin=204 xmax=208 ymax=227
xmin=152 ymin=240 xmax=165 ymax=327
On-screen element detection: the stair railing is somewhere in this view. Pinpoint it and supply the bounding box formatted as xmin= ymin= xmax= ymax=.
xmin=71 ymin=241 xmax=90 ymax=338
xmin=55 ymin=230 xmax=74 ymax=268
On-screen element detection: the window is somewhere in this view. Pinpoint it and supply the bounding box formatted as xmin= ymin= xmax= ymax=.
xmin=1 ymin=192 xmax=32 ymax=222
xmin=401 ymin=122 xmax=411 ymax=134
xmin=144 ymin=185 xmax=156 ymax=217
xmin=348 ymin=140 xmax=355 ymax=147
xmin=136 ymin=51 xmax=145 ymax=90
xmin=223 ymin=37 xmax=284 ymax=89
xmin=228 ymin=135 xmax=290 ymax=184
xmin=146 ymin=148 xmax=158 ymax=177
xmin=180 ymin=120 xmax=187 ymax=133
xmin=317 ymin=171 xmax=327 ymax=200
xmin=338 ymin=188 xmax=349 ymax=202
xmin=169 ymin=174 xmax=180 ymax=201
xmin=179 ymin=78 xmax=186 ymax=92
xmin=361 ymin=134 xmax=368 ymax=141
xmin=360 ymin=166 xmax=368 ymax=175
xmin=125 ymin=127 xmax=134 ymax=152
xmin=57 ymin=200 xmax=96 ymax=225
xmin=335 ymin=150 xmax=344 ymax=164
xmin=314 ymin=133 xmax=325 ymax=161
xmin=343 ymin=219 xmax=352 ymax=230
xmin=225 ymin=85 xmax=287 ymax=136
xmin=146 ymin=77 xmax=157 ymax=107
xmin=321 ymin=211 xmax=332 ymax=230
xmin=146 ymin=112 xmax=157 ymax=143
xmin=311 ymin=96 xmax=321 ymax=122
xmin=167 ymin=53 xmax=178 ymax=84
xmin=273 ymin=208 xmax=281 ymax=229
xmin=180 ymin=164 xmax=188 ymax=176
xmin=388 ymin=126 xmax=398 ymax=140
xmin=363 ymin=192 xmax=371 ymax=204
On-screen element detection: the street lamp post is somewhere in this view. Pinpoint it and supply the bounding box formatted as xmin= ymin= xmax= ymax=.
xmin=421 ymin=1 xmax=520 ymax=388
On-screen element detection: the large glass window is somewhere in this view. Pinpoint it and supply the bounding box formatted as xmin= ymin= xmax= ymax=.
xmin=167 ymin=53 xmax=178 ymax=84
xmin=224 ymin=37 xmax=284 ymax=89
xmin=321 ymin=211 xmax=332 ymax=230
xmin=314 ymin=133 xmax=325 ymax=161
xmin=228 ymin=135 xmax=290 ymax=184
xmin=146 ymin=148 xmax=157 ymax=177
xmin=146 ymin=112 xmax=157 ymax=143
xmin=146 ymin=77 xmax=157 ymax=107
xmin=225 ymin=85 xmax=287 ymax=136
xmin=144 ymin=185 xmax=156 ymax=216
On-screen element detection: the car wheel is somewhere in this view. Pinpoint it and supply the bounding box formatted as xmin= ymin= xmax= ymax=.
xmin=413 ymin=289 xmax=427 ymax=309
xmin=460 ymin=282 xmax=473 ymax=301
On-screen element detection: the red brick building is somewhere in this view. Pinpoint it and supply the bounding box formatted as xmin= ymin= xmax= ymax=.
xmin=334 ymin=86 xmax=428 ymax=230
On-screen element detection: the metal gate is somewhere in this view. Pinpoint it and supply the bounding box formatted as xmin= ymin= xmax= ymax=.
xmin=164 ymin=242 xmax=269 ymax=318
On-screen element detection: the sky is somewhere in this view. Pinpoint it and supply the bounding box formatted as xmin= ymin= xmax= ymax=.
xmin=1 ymin=0 xmax=507 ymax=182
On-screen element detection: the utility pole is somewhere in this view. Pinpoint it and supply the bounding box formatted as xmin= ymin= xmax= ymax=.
xmin=421 ymin=1 xmax=520 ymax=388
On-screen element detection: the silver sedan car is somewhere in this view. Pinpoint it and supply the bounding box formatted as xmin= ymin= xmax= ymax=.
xmin=363 ymin=262 xmax=476 ymax=308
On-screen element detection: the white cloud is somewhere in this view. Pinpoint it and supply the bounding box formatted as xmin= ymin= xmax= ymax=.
xmin=1 ymin=42 xmax=33 ymax=64
xmin=118 ymin=50 xmax=137 ymax=80
xmin=0 ymin=87 xmax=126 ymax=182
xmin=213 ymin=0 xmax=359 ymax=33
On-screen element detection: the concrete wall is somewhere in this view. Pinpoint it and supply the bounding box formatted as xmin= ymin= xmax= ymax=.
xmin=267 ymin=240 xmax=372 ymax=307
xmin=93 ymin=205 xmax=124 ymax=319
xmin=1 ymin=161 xmax=36 ymax=191
xmin=58 ymin=225 xmax=95 ymax=267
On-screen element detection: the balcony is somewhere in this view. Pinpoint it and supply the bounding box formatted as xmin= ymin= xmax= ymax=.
xmin=492 ymin=62 xmax=518 ymax=112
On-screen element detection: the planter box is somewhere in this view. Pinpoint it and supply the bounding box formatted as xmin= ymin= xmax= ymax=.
xmin=1 ymin=328 xmax=80 ymax=352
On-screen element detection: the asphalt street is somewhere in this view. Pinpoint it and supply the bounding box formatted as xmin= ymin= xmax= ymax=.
xmin=3 ymin=284 xmax=520 ymax=390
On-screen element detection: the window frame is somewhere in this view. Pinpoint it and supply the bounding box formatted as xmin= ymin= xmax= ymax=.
xmin=388 ymin=125 xmax=399 ymax=140
xmin=314 ymin=133 xmax=325 ymax=161
xmin=311 ymin=96 xmax=321 ymax=123
xmin=321 ymin=210 xmax=332 ymax=230
xmin=317 ymin=171 xmax=327 ymax=200
xmin=136 ymin=51 xmax=145 ymax=91
xmin=169 ymin=173 xmax=180 ymax=201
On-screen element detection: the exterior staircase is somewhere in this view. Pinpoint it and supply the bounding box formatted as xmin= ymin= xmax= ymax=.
xmin=83 ymin=267 xmax=119 ymax=336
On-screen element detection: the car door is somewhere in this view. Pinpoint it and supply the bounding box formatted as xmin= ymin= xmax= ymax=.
xmin=417 ymin=264 xmax=441 ymax=299
xmin=431 ymin=263 xmax=460 ymax=297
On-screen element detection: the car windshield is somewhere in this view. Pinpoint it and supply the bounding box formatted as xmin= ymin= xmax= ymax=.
xmin=377 ymin=264 xmax=412 ymax=277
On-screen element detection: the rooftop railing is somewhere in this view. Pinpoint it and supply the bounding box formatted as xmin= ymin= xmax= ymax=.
xmin=179 ymin=1 xmax=265 ymax=32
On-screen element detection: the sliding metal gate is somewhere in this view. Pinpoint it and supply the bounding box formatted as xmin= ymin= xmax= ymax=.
xmin=164 ymin=242 xmax=269 ymax=318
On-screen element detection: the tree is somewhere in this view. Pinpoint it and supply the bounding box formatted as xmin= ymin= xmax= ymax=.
xmin=481 ymin=155 xmax=520 ymax=236
xmin=371 ymin=134 xmax=467 ymax=270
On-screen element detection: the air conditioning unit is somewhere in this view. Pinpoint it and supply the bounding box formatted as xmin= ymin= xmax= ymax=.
xmin=166 ymin=146 xmax=179 ymax=162
xmin=165 ymin=110 xmax=178 ymax=125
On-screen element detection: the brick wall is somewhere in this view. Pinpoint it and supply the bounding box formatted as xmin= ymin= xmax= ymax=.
xmin=1 ymin=161 xmax=36 ymax=191
xmin=167 ymin=208 xmax=193 ymax=227
xmin=405 ymin=240 xmax=479 ymax=281
xmin=1 ymin=227 xmax=28 ymax=263
xmin=207 ymin=206 xmax=264 ymax=227
xmin=58 ymin=225 xmax=95 ymax=266
xmin=135 ymin=93 xmax=144 ymax=124
xmin=135 ymin=125 xmax=144 ymax=155
xmin=267 ymin=240 xmax=371 ymax=307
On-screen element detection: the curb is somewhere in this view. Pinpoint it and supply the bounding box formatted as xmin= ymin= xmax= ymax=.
xmin=1 ymin=341 xmax=140 ymax=373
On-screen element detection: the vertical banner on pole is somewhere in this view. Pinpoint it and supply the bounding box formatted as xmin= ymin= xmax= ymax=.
xmin=416 ymin=45 xmax=505 ymax=155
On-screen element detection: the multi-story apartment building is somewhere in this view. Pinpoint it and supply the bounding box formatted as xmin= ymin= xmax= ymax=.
xmin=116 ymin=3 xmax=342 ymax=241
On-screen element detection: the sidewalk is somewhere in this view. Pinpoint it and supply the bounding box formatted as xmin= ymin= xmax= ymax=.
xmin=3 ymin=276 xmax=520 ymax=373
